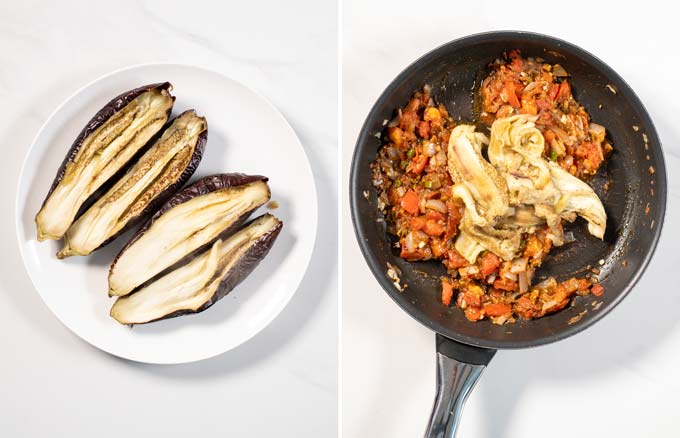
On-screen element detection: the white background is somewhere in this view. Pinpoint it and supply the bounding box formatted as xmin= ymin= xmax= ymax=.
xmin=342 ymin=1 xmax=680 ymax=437
xmin=0 ymin=1 xmax=337 ymax=437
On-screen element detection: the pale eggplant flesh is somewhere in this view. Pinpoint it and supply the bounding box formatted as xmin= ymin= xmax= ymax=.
xmin=57 ymin=110 xmax=207 ymax=258
xmin=108 ymin=174 xmax=271 ymax=297
xmin=110 ymin=214 xmax=283 ymax=325
xmin=36 ymin=83 xmax=175 ymax=241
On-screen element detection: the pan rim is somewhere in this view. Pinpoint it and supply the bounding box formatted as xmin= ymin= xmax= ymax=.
xmin=349 ymin=30 xmax=667 ymax=350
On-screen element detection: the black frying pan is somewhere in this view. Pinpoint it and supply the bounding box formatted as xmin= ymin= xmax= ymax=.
xmin=350 ymin=31 xmax=666 ymax=437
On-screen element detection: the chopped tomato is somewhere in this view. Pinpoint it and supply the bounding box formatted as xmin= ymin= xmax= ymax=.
xmin=387 ymin=127 xmax=404 ymax=148
xmin=557 ymin=80 xmax=571 ymax=101
xmin=536 ymin=99 xmax=552 ymax=111
xmin=425 ymin=211 xmax=444 ymax=221
xmin=421 ymin=89 xmax=431 ymax=106
xmin=444 ymin=201 xmax=462 ymax=240
xmin=504 ymin=81 xmax=521 ymax=108
xmin=521 ymin=98 xmax=537 ymax=115
xmin=417 ymin=121 xmax=431 ymax=139
xmin=424 ymin=107 xmax=442 ymax=124
xmin=575 ymin=141 xmax=604 ymax=172
xmin=437 ymin=104 xmax=449 ymax=119
xmin=538 ymin=110 xmax=553 ymax=126
xmin=445 ymin=216 xmax=459 ymax=240
xmin=441 ymin=279 xmax=454 ymax=306
xmin=524 ymin=235 xmax=543 ymax=259
xmin=457 ymin=289 xmax=482 ymax=308
xmin=405 ymin=96 xmax=421 ymax=113
xmin=464 ymin=306 xmax=483 ymax=321
xmin=483 ymin=303 xmax=512 ymax=317
xmin=591 ymin=284 xmax=605 ymax=297
xmin=542 ymin=129 xmax=556 ymax=143
xmin=407 ymin=155 xmax=428 ymax=175
xmin=514 ymin=295 xmax=536 ymax=319
xmin=508 ymin=49 xmax=521 ymax=59
xmin=493 ymin=277 xmax=518 ymax=292
xmin=400 ymin=242 xmax=431 ymax=261
xmin=399 ymin=112 xmax=418 ymax=134
xmin=424 ymin=220 xmax=445 ymax=236
xmin=577 ymin=278 xmax=592 ymax=291
xmin=479 ymin=252 xmax=501 ymax=276
xmin=561 ymin=278 xmax=582 ymax=294
xmin=430 ymin=239 xmax=448 ymax=258
xmin=547 ymin=83 xmax=560 ymax=101
xmin=447 ymin=250 xmax=468 ymax=269
xmin=400 ymin=190 xmax=420 ymax=215
xmin=510 ymin=57 xmax=523 ymax=72
xmin=409 ymin=216 xmax=426 ymax=231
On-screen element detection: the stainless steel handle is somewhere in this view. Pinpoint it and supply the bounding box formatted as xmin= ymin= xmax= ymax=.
xmin=424 ymin=335 xmax=496 ymax=438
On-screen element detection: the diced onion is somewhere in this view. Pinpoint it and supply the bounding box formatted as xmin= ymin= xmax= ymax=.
xmin=404 ymin=231 xmax=428 ymax=253
xmin=433 ymin=151 xmax=447 ymax=166
xmin=542 ymin=300 xmax=557 ymax=312
xmin=553 ymin=64 xmax=569 ymax=77
xmin=424 ymin=142 xmax=437 ymax=157
xmin=524 ymin=82 xmax=541 ymax=93
xmin=385 ymin=146 xmax=400 ymax=160
xmin=403 ymin=232 xmax=415 ymax=252
xmin=503 ymin=272 xmax=518 ymax=281
xmin=425 ymin=199 xmax=447 ymax=213
xmin=563 ymin=231 xmax=576 ymax=243
xmin=535 ymin=277 xmax=557 ymax=290
xmin=510 ymin=257 xmax=528 ymax=274
xmin=518 ymin=271 xmax=528 ymax=293
xmin=589 ymin=123 xmax=606 ymax=136
xmin=491 ymin=314 xmax=510 ymax=325
xmin=388 ymin=109 xmax=402 ymax=128
xmin=487 ymin=273 xmax=496 ymax=284
xmin=414 ymin=231 xmax=428 ymax=240
xmin=459 ymin=265 xmax=479 ymax=277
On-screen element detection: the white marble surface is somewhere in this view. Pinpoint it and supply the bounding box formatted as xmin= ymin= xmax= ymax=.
xmin=0 ymin=1 xmax=337 ymax=437
xmin=342 ymin=1 xmax=680 ymax=437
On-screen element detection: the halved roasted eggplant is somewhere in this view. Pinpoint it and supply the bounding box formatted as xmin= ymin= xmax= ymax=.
xmin=108 ymin=173 xmax=271 ymax=297
xmin=36 ymin=82 xmax=175 ymax=241
xmin=57 ymin=110 xmax=207 ymax=258
xmin=110 ymin=214 xmax=282 ymax=324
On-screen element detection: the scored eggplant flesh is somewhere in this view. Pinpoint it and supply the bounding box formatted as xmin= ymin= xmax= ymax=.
xmin=36 ymin=84 xmax=174 ymax=241
xmin=108 ymin=177 xmax=271 ymax=297
xmin=57 ymin=110 xmax=207 ymax=258
xmin=110 ymin=214 xmax=283 ymax=325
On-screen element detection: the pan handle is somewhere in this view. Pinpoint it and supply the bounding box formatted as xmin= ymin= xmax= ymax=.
xmin=425 ymin=334 xmax=496 ymax=438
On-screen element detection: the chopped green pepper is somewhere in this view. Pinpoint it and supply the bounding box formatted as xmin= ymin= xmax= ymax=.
xmin=550 ymin=150 xmax=558 ymax=161
xmin=423 ymin=180 xmax=433 ymax=189
xmin=393 ymin=179 xmax=402 ymax=188
xmin=400 ymin=160 xmax=408 ymax=169
xmin=406 ymin=148 xmax=415 ymax=159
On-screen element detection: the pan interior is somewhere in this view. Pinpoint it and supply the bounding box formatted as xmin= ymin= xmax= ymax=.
xmin=350 ymin=32 xmax=666 ymax=348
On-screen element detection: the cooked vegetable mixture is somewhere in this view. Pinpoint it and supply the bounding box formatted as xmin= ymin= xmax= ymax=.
xmin=480 ymin=50 xmax=612 ymax=177
xmin=371 ymin=52 xmax=609 ymax=324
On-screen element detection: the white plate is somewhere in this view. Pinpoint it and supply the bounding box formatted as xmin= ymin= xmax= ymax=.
xmin=15 ymin=64 xmax=317 ymax=364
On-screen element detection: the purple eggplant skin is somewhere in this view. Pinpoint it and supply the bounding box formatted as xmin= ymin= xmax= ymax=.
xmin=109 ymin=173 xmax=269 ymax=284
xmin=70 ymin=110 xmax=208 ymax=256
xmin=41 ymin=82 xmax=174 ymax=208
xmin=140 ymin=215 xmax=282 ymax=324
